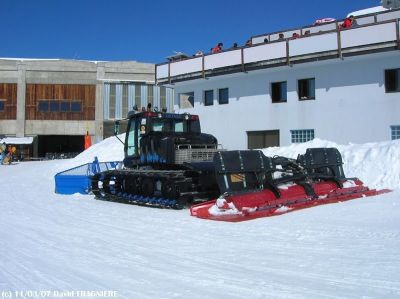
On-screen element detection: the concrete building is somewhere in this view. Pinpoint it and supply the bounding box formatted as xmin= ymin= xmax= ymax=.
xmin=0 ymin=59 xmax=173 ymax=158
xmin=156 ymin=8 xmax=400 ymax=150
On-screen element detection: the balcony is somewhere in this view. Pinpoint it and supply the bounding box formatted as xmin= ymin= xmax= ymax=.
xmin=156 ymin=9 xmax=400 ymax=84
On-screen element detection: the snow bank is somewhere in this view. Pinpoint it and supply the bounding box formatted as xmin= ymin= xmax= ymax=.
xmin=0 ymin=137 xmax=34 ymax=145
xmin=59 ymin=135 xmax=400 ymax=190
xmin=262 ymin=138 xmax=400 ymax=190
xmin=59 ymin=133 xmax=125 ymax=170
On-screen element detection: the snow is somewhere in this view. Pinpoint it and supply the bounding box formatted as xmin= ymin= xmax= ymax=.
xmin=347 ymin=6 xmax=388 ymax=17
xmin=277 ymin=182 xmax=296 ymax=190
xmin=0 ymin=137 xmax=34 ymax=145
xmin=57 ymin=133 xmax=125 ymax=171
xmin=275 ymin=205 xmax=291 ymax=213
xmin=210 ymin=197 xmax=240 ymax=216
xmin=342 ymin=180 xmax=357 ymax=188
xmin=1 ymin=137 xmax=400 ymax=298
xmin=261 ymin=138 xmax=400 ymax=190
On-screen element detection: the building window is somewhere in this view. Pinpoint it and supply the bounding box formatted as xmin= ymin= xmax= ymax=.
xmin=147 ymin=85 xmax=154 ymax=108
xmin=204 ymin=90 xmax=214 ymax=106
xmin=49 ymin=101 xmax=60 ymax=112
xmin=109 ymin=84 xmax=116 ymax=119
xmin=0 ymin=100 xmax=5 ymax=111
xmin=391 ymin=125 xmax=400 ymax=140
xmin=298 ymin=78 xmax=315 ymax=100
xmin=247 ymin=130 xmax=280 ymax=149
xmin=38 ymin=101 xmax=49 ymax=112
xmin=37 ymin=100 xmax=81 ymax=112
xmin=60 ymin=101 xmax=70 ymax=112
xmin=135 ymin=83 xmax=141 ymax=108
xmin=271 ymin=81 xmax=287 ymax=103
xmin=179 ymin=92 xmax=194 ymax=108
xmin=103 ymin=83 xmax=172 ymax=120
xmin=385 ymin=69 xmax=400 ymax=92
xmin=122 ymin=84 xmax=129 ymax=118
xmin=71 ymin=102 xmax=82 ymax=112
xmin=218 ymin=88 xmax=229 ymax=104
xmin=160 ymin=87 xmax=167 ymax=111
xmin=291 ymin=129 xmax=315 ymax=143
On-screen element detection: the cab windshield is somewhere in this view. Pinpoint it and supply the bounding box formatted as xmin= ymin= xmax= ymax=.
xmin=126 ymin=120 xmax=137 ymax=156
xmin=151 ymin=119 xmax=191 ymax=133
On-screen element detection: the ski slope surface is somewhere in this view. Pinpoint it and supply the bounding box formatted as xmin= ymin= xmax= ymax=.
xmin=0 ymin=138 xmax=399 ymax=299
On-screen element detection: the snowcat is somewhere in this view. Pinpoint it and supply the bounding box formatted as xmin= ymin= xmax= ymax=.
xmin=91 ymin=110 xmax=390 ymax=220
xmin=91 ymin=109 xmax=222 ymax=208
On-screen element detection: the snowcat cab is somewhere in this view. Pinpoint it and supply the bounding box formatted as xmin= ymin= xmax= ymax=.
xmin=121 ymin=110 xmax=218 ymax=169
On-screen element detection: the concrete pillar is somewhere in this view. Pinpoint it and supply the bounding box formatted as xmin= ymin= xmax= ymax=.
xmin=33 ymin=135 xmax=38 ymax=157
xmin=95 ymin=65 xmax=105 ymax=143
xmin=16 ymin=63 xmax=26 ymax=137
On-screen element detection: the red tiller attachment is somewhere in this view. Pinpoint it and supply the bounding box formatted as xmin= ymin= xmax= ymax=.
xmin=190 ymin=148 xmax=391 ymax=222
xmin=190 ymin=179 xmax=391 ymax=222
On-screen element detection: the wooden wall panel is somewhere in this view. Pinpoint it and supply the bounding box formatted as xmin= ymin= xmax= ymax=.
xmin=25 ymin=84 xmax=96 ymax=121
xmin=0 ymin=83 xmax=17 ymax=120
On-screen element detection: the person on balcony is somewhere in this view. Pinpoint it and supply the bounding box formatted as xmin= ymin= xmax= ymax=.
xmin=292 ymin=32 xmax=300 ymax=39
xmin=278 ymin=33 xmax=285 ymax=40
xmin=341 ymin=15 xmax=355 ymax=29
xmin=245 ymin=39 xmax=252 ymax=47
xmin=212 ymin=43 xmax=223 ymax=54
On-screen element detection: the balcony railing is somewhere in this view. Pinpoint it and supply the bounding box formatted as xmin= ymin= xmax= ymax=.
xmin=251 ymin=8 xmax=400 ymax=44
xmin=156 ymin=9 xmax=400 ymax=84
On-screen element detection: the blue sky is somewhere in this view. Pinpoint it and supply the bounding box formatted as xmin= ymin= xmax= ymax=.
xmin=1 ymin=0 xmax=379 ymax=63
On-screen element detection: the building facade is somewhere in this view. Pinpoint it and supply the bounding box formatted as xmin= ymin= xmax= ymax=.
xmin=156 ymin=8 xmax=400 ymax=150
xmin=0 ymin=59 xmax=173 ymax=158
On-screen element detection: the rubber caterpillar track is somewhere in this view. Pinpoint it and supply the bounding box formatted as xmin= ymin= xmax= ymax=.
xmin=91 ymin=169 xmax=214 ymax=210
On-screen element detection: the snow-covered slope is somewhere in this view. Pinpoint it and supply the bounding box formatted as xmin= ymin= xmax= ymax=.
xmin=1 ymin=138 xmax=399 ymax=298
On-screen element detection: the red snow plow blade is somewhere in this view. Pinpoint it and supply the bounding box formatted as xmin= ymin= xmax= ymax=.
xmin=190 ymin=148 xmax=391 ymax=222
xmin=190 ymin=179 xmax=391 ymax=222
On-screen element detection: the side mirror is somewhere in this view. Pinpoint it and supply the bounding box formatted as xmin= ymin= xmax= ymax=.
xmin=114 ymin=120 xmax=120 ymax=135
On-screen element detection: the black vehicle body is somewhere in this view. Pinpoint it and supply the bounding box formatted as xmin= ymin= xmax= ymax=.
xmin=91 ymin=111 xmax=221 ymax=208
